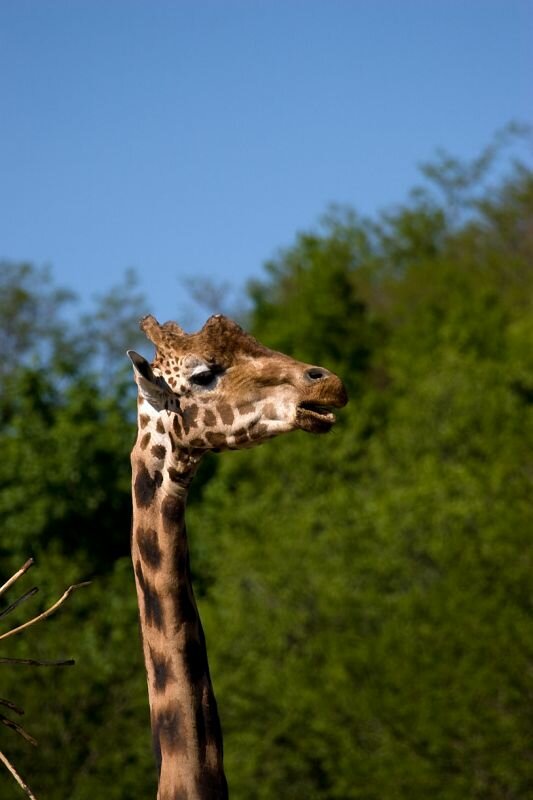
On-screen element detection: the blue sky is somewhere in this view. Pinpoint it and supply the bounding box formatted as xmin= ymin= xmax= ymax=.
xmin=1 ymin=0 xmax=531 ymax=327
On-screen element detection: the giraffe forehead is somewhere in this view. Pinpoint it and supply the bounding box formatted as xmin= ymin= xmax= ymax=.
xmin=144 ymin=313 xmax=266 ymax=351
xmin=144 ymin=315 xmax=315 ymax=396
xmin=147 ymin=318 xmax=272 ymax=370
xmin=154 ymin=354 xmax=200 ymax=373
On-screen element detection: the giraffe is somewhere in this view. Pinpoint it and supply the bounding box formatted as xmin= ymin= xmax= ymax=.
xmin=128 ymin=313 xmax=348 ymax=800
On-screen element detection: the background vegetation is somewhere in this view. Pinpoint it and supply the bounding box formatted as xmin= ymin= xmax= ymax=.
xmin=1 ymin=137 xmax=532 ymax=799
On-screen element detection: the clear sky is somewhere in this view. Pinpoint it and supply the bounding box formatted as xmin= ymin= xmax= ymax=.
xmin=1 ymin=0 xmax=531 ymax=327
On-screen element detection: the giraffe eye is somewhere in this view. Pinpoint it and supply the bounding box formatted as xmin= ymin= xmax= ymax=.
xmin=191 ymin=370 xmax=214 ymax=386
xmin=190 ymin=365 xmax=223 ymax=387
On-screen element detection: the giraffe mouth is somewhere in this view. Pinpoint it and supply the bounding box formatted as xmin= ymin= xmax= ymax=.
xmin=296 ymin=402 xmax=337 ymax=433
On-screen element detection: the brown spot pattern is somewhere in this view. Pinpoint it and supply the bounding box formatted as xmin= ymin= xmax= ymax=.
xmin=203 ymin=409 xmax=216 ymax=426
xmin=196 ymin=765 xmax=228 ymax=799
xmin=167 ymin=467 xmax=190 ymax=487
xmin=237 ymin=401 xmax=255 ymax=415
xmin=172 ymin=580 xmax=197 ymax=628
xmin=134 ymin=463 xmax=163 ymax=507
xmin=152 ymin=727 xmax=162 ymax=778
xmin=139 ymin=414 xmax=150 ymax=429
xmin=194 ymin=682 xmax=227 ymax=797
xmin=137 ymin=527 xmax=162 ymax=569
xmin=154 ymin=703 xmax=185 ymax=753
xmin=182 ymin=405 xmax=198 ymax=434
xmin=156 ymin=418 xmax=165 ymax=434
xmin=183 ymin=636 xmax=208 ymax=684
xmin=161 ymin=495 xmax=185 ymax=534
xmin=217 ymin=403 xmax=234 ymax=425
xmin=251 ymin=423 xmax=269 ymax=439
xmin=205 ymin=431 xmax=226 ymax=448
xmin=150 ymin=647 xmax=174 ymax=692
xmin=151 ymin=444 xmax=167 ymax=460
xmin=140 ymin=432 xmax=151 ymax=450
xmin=135 ymin=561 xmax=165 ymax=630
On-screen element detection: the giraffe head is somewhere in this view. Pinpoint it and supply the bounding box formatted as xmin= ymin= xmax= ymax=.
xmin=128 ymin=314 xmax=347 ymax=451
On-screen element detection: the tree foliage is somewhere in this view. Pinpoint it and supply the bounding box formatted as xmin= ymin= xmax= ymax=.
xmin=1 ymin=137 xmax=532 ymax=799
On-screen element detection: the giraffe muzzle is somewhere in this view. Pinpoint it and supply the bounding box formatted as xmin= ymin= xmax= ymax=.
xmin=296 ymin=402 xmax=339 ymax=433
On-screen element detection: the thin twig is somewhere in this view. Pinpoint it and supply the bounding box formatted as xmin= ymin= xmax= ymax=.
xmin=0 ymin=750 xmax=38 ymax=800
xmin=0 ymin=559 xmax=34 ymax=599
xmin=0 ymin=587 xmax=39 ymax=621
xmin=0 ymin=714 xmax=37 ymax=746
xmin=0 ymin=582 xmax=91 ymax=642
xmin=0 ymin=564 xmax=88 ymax=800
xmin=0 ymin=698 xmax=24 ymax=715
xmin=0 ymin=657 xmax=75 ymax=667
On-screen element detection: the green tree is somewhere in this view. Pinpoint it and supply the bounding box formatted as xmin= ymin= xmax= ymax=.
xmin=0 ymin=266 xmax=156 ymax=799
xmin=1 ymin=134 xmax=532 ymax=800
xmin=193 ymin=148 xmax=533 ymax=799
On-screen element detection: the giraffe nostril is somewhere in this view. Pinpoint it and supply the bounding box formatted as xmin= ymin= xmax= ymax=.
xmin=305 ymin=367 xmax=330 ymax=382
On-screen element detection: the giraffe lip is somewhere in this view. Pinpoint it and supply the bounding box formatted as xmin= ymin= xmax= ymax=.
xmin=296 ymin=402 xmax=337 ymax=433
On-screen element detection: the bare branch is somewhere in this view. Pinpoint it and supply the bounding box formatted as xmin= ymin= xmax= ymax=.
xmin=0 ymin=563 xmax=89 ymax=800
xmin=0 ymin=587 xmax=39 ymax=621
xmin=0 ymin=714 xmax=37 ymax=747
xmin=0 ymin=559 xmax=34 ymax=599
xmin=0 ymin=581 xmax=91 ymax=642
xmin=0 ymin=657 xmax=74 ymax=667
xmin=0 ymin=750 xmax=38 ymax=800
xmin=0 ymin=698 xmax=24 ymax=715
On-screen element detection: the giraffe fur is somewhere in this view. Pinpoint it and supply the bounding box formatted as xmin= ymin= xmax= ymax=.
xmin=128 ymin=314 xmax=347 ymax=800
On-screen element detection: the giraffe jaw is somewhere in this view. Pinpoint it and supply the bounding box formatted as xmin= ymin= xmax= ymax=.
xmin=296 ymin=402 xmax=337 ymax=433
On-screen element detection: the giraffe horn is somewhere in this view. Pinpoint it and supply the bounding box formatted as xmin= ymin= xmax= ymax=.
xmin=140 ymin=315 xmax=186 ymax=345
xmin=139 ymin=314 xmax=161 ymax=341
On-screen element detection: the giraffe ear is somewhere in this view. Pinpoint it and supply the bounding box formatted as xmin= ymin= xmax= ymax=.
xmin=127 ymin=351 xmax=166 ymax=406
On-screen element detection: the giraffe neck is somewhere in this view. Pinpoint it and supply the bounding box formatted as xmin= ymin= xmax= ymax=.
xmin=131 ymin=420 xmax=228 ymax=800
